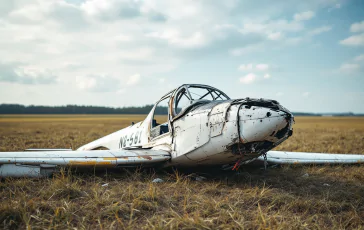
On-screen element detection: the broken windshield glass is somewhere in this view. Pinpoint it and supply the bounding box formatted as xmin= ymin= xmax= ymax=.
xmin=173 ymin=85 xmax=230 ymax=116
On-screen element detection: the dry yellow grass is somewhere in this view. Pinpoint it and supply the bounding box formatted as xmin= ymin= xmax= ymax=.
xmin=276 ymin=117 xmax=364 ymax=154
xmin=0 ymin=115 xmax=364 ymax=229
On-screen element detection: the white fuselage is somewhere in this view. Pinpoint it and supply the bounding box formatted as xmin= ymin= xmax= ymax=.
xmin=78 ymin=99 xmax=294 ymax=167
xmin=0 ymin=84 xmax=295 ymax=178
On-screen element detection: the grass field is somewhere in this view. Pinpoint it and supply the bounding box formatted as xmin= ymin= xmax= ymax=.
xmin=1 ymin=115 xmax=364 ymax=229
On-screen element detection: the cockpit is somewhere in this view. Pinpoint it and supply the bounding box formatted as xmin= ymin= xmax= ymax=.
xmin=150 ymin=84 xmax=230 ymax=139
xmin=173 ymin=85 xmax=230 ymax=117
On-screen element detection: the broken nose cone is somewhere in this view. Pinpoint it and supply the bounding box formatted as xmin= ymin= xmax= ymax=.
xmin=238 ymin=106 xmax=291 ymax=143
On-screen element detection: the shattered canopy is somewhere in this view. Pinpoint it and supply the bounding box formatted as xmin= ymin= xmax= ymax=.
xmin=173 ymin=84 xmax=230 ymax=116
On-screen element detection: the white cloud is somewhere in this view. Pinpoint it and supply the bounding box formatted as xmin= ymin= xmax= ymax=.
xmin=302 ymin=92 xmax=310 ymax=97
xmin=0 ymin=62 xmax=57 ymax=85
xmin=267 ymin=32 xmax=283 ymax=40
xmin=350 ymin=21 xmax=364 ymax=33
xmin=328 ymin=3 xmax=341 ymax=12
xmin=112 ymin=34 xmax=132 ymax=42
xmin=354 ymin=54 xmax=364 ymax=62
xmin=308 ymin=26 xmax=332 ymax=36
xmin=230 ymin=44 xmax=263 ymax=56
xmin=285 ymin=37 xmax=303 ymax=45
xmin=76 ymin=77 xmax=97 ymax=91
xmin=241 ymin=22 xmax=266 ymax=34
xmin=238 ymin=63 xmax=269 ymax=71
xmin=81 ymin=0 xmax=141 ymax=20
xmin=80 ymin=0 xmax=168 ymax=23
xmin=338 ymin=63 xmax=360 ymax=74
xmin=337 ymin=54 xmax=364 ymax=74
xmin=256 ymin=64 xmax=269 ymax=71
xmin=276 ymin=92 xmax=284 ymax=97
xmin=238 ymin=13 xmax=320 ymax=47
xmin=241 ymin=19 xmax=304 ymax=34
xmin=294 ymin=11 xmax=315 ymax=21
xmin=126 ymin=74 xmax=140 ymax=86
xmin=0 ymin=0 xmax=351 ymax=108
xmin=263 ymin=73 xmax=271 ymax=79
xmin=239 ymin=73 xmax=256 ymax=84
xmin=8 ymin=3 xmax=46 ymax=23
xmin=340 ymin=33 xmax=364 ymax=46
xmin=146 ymin=29 xmax=208 ymax=48
xmin=238 ymin=72 xmax=271 ymax=84
xmin=238 ymin=64 xmax=253 ymax=71
xmin=76 ymin=75 xmax=121 ymax=92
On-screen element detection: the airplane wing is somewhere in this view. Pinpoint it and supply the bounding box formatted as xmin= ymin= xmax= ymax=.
xmin=257 ymin=151 xmax=364 ymax=164
xmin=0 ymin=149 xmax=171 ymax=177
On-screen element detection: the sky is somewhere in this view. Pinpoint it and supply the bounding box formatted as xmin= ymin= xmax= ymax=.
xmin=0 ymin=0 xmax=363 ymax=113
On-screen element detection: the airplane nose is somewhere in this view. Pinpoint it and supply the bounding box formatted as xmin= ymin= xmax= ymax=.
xmin=238 ymin=105 xmax=292 ymax=143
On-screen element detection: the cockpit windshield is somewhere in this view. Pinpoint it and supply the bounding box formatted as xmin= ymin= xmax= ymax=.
xmin=173 ymin=84 xmax=230 ymax=117
xmin=187 ymin=86 xmax=229 ymax=101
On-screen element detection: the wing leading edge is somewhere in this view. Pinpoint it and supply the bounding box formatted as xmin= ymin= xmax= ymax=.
xmin=0 ymin=149 xmax=170 ymax=177
xmin=257 ymin=151 xmax=364 ymax=164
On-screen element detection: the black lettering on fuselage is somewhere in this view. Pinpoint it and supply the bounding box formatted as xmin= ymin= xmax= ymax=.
xmin=119 ymin=129 xmax=143 ymax=148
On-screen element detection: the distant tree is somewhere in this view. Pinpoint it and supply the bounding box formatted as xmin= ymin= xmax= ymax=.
xmin=0 ymin=104 xmax=168 ymax=115
xmin=0 ymin=104 xmax=361 ymax=116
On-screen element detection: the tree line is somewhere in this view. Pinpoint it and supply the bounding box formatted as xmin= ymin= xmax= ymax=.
xmin=0 ymin=104 xmax=168 ymax=115
xmin=0 ymin=104 xmax=361 ymax=116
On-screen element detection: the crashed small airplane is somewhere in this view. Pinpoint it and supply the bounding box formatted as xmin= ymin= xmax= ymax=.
xmin=1 ymin=84 xmax=363 ymax=177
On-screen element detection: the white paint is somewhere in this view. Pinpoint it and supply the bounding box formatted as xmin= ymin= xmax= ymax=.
xmin=4 ymin=84 xmax=360 ymax=178
xmin=258 ymin=151 xmax=364 ymax=164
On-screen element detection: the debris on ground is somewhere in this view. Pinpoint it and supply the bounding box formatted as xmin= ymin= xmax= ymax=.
xmin=195 ymin=176 xmax=207 ymax=181
xmin=101 ymin=183 xmax=109 ymax=187
xmin=152 ymin=178 xmax=164 ymax=183
xmin=301 ymin=173 xmax=309 ymax=178
xmin=323 ymin=183 xmax=330 ymax=187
